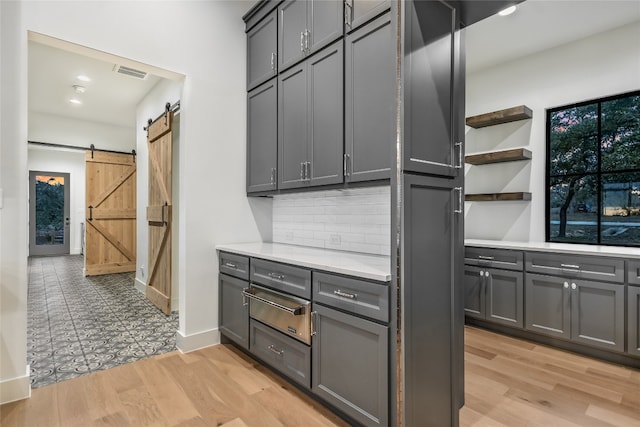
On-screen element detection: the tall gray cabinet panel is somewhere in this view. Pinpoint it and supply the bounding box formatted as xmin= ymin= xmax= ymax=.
xmin=219 ymin=274 xmax=249 ymax=350
xmin=312 ymin=304 xmax=388 ymax=427
xmin=345 ymin=0 xmax=390 ymax=32
xmin=278 ymin=0 xmax=342 ymax=71
xmin=247 ymin=9 xmax=278 ymax=90
xmin=402 ymin=173 xmax=463 ymax=427
xmin=403 ymin=0 xmax=462 ymax=177
xmin=345 ymin=13 xmax=394 ymax=182
xmin=279 ymin=41 xmax=344 ymax=189
xmin=525 ymin=273 xmax=571 ymax=340
xmin=247 ymin=79 xmax=278 ymax=193
xmin=629 ymin=286 xmax=640 ymax=356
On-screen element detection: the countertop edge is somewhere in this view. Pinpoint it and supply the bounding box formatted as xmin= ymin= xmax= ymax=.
xmin=216 ymin=243 xmax=392 ymax=282
xmin=465 ymin=239 xmax=640 ymax=259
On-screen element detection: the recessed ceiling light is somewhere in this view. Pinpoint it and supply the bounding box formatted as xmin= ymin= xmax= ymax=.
xmin=498 ymin=5 xmax=517 ymax=16
xmin=77 ymin=75 xmax=91 ymax=82
xmin=69 ymin=98 xmax=82 ymax=105
xmin=73 ymin=85 xmax=86 ymax=93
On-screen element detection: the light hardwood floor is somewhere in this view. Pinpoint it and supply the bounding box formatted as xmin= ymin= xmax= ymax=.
xmin=2 ymin=326 xmax=639 ymax=426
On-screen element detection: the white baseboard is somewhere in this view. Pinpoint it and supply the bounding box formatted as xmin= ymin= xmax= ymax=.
xmin=0 ymin=365 xmax=31 ymax=404
xmin=176 ymin=328 xmax=219 ymax=353
xmin=134 ymin=277 xmax=146 ymax=294
xmin=70 ymin=247 xmax=81 ymax=255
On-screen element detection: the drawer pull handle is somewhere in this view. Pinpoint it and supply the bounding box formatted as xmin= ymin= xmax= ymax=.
xmin=334 ymin=290 xmax=357 ymax=300
xmin=561 ymin=264 xmax=580 ymax=269
xmin=242 ymin=289 xmax=303 ymax=315
xmin=268 ymin=345 xmax=284 ymax=356
xmin=268 ymin=272 xmax=285 ymax=281
xmin=478 ymin=255 xmax=494 ymax=260
xmin=223 ymin=262 xmax=237 ymax=269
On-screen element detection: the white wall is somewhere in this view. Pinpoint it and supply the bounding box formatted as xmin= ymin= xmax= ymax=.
xmin=465 ymin=21 xmax=640 ymax=242
xmin=0 ymin=0 xmax=270 ymax=402
xmin=29 ymin=111 xmax=135 ymax=152
xmin=273 ymin=186 xmax=391 ymax=256
xmin=28 ymin=147 xmax=86 ymax=255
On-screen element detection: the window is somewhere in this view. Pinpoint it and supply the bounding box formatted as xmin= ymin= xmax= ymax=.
xmin=546 ymin=90 xmax=640 ymax=246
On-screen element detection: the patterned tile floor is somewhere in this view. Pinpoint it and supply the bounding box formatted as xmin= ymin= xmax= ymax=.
xmin=27 ymin=255 xmax=178 ymax=388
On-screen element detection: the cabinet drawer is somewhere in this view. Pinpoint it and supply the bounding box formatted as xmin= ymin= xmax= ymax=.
xmin=250 ymin=258 xmax=311 ymax=299
xmin=628 ymin=260 xmax=640 ymax=286
xmin=219 ymin=252 xmax=250 ymax=280
xmin=465 ymin=247 xmax=523 ymax=271
xmin=525 ymin=252 xmax=624 ymax=283
xmin=313 ymin=272 xmax=389 ymax=323
xmin=249 ymin=319 xmax=311 ymax=389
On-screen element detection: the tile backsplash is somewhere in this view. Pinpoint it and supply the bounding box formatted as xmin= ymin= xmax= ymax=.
xmin=272 ymin=186 xmax=391 ymax=256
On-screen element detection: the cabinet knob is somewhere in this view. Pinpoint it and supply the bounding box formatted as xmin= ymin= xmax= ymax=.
xmin=571 ymin=282 xmax=577 ymax=290
xmin=563 ymin=281 xmax=569 ymax=289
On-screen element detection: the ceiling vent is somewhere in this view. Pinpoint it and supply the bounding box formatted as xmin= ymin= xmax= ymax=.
xmin=112 ymin=64 xmax=147 ymax=80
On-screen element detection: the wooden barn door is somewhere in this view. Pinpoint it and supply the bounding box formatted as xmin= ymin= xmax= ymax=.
xmin=85 ymin=151 xmax=136 ymax=276
xmin=146 ymin=111 xmax=173 ymax=314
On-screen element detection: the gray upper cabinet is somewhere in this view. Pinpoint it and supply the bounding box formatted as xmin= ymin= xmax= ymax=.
xmin=345 ymin=12 xmax=394 ymax=183
xmin=312 ymin=304 xmax=388 ymax=427
xmin=525 ymin=273 xmax=625 ymax=352
xmin=247 ymin=9 xmax=278 ymax=91
xmin=279 ymin=41 xmax=344 ymax=189
xmin=278 ymin=0 xmax=343 ymax=72
xmin=628 ymin=286 xmax=640 ymax=356
xmin=403 ymin=0 xmax=462 ymax=177
xmin=247 ymin=79 xmax=278 ymax=193
xmin=345 ymin=0 xmax=390 ymax=32
xmin=219 ymin=273 xmax=249 ymax=350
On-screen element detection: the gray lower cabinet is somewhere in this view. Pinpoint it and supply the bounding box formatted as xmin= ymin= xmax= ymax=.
xmin=464 ymin=265 xmax=523 ymax=328
xmin=628 ymin=286 xmax=640 ymax=356
xmin=279 ymin=40 xmax=344 ymax=189
xmin=345 ymin=12 xmax=394 ymax=183
xmin=312 ymin=304 xmax=388 ymax=427
xmin=525 ymin=273 xmax=625 ymax=352
xmin=247 ymin=9 xmax=277 ymax=91
xmin=219 ymin=273 xmax=249 ymax=349
xmin=247 ymin=79 xmax=278 ymax=193
xmin=345 ymin=0 xmax=390 ymax=32
xmin=249 ymin=319 xmax=311 ymax=388
xmin=278 ymin=0 xmax=343 ymax=71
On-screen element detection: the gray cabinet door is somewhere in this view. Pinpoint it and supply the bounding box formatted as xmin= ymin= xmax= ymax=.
xmin=463 ymin=265 xmax=484 ymax=319
xmin=312 ymin=304 xmax=388 ymax=427
xmin=486 ymin=268 xmax=523 ymax=328
xmin=402 ymin=173 xmax=464 ymax=426
xmin=345 ymin=13 xmax=394 ymax=182
xmin=308 ymin=41 xmax=344 ymax=187
xmin=247 ymin=9 xmax=278 ymax=90
xmin=346 ymin=0 xmax=390 ymax=32
xmin=525 ymin=273 xmax=570 ymax=340
xmin=570 ymin=280 xmax=624 ymax=352
xmin=219 ymin=274 xmax=249 ymax=349
xmin=247 ymin=79 xmax=278 ymax=194
xmin=403 ymin=0 xmax=462 ymax=177
xmin=309 ymin=0 xmax=343 ymax=54
xmin=628 ymin=286 xmax=640 ymax=356
xmin=278 ymin=0 xmax=307 ymax=71
xmin=278 ymin=63 xmax=307 ymax=189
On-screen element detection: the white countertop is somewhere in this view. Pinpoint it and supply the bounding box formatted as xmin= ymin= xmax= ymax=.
xmin=465 ymin=239 xmax=640 ymax=259
xmin=216 ymin=242 xmax=392 ymax=282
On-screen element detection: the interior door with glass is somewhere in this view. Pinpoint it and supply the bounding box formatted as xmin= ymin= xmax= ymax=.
xmin=29 ymin=171 xmax=71 ymax=256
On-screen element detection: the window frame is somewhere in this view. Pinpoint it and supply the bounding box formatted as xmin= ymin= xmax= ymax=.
xmin=545 ymin=89 xmax=640 ymax=247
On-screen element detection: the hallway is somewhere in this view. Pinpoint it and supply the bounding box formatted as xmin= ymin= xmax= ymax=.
xmin=28 ymin=255 xmax=178 ymax=388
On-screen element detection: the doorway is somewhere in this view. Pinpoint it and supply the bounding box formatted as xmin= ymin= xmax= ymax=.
xmin=29 ymin=171 xmax=70 ymax=256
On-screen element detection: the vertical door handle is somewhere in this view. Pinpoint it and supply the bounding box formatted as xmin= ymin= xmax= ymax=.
xmin=304 ymin=29 xmax=310 ymax=51
xmin=300 ymin=31 xmax=305 ymax=53
xmin=270 ymin=52 xmax=276 ymax=73
xmin=311 ymin=311 xmax=317 ymax=336
xmin=300 ymin=162 xmax=304 ymax=180
xmin=242 ymin=288 xmax=249 ymax=307
xmin=343 ymin=154 xmax=350 ymax=178
xmin=344 ymin=1 xmax=353 ymax=27
xmin=455 ymin=142 xmax=463 ymax=169
xmin=454 ymin=187 xmax=463 ymax=214
xmin=88 ymin=205 xmax=93 ymax=221
xmin=306 ymin=161 xmax=311 ymax=181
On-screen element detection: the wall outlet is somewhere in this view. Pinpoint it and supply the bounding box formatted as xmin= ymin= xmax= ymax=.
xmin=330 ymin=234 xmax=341 ymax=245
xmin=285 ymin=231 xmax=294 ymax=241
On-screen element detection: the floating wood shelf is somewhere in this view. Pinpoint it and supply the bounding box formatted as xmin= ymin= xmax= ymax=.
xmin=465 ymin=192 xmax=532 ymax=202
xmin=465 ymin=148 xmax=532 ymax=165
xmin=466 ymin=105 xmax=533 ymax=128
